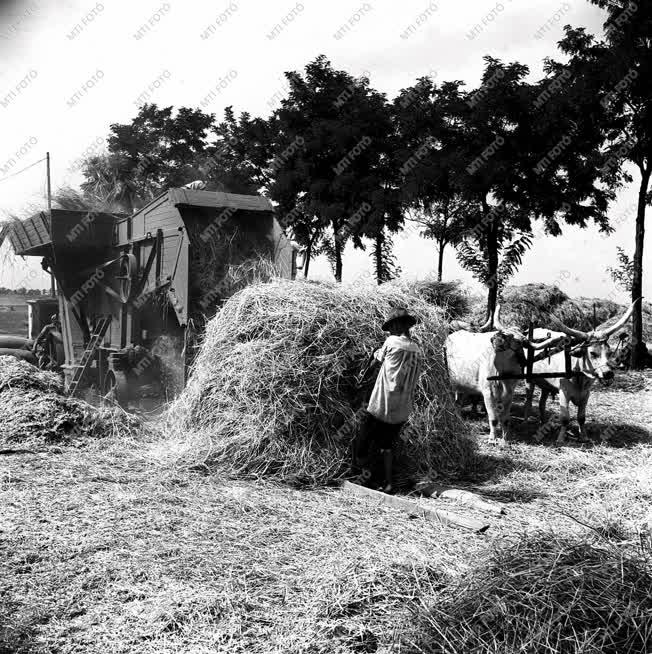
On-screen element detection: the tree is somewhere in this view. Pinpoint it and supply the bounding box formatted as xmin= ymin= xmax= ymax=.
xmin=442 ymin=53 xmax=617 ymax=318
xmin=446 ymin=61 xmax=540 ymax=316
xmin=557 ymin=2 xmax=652 ymax=367
xmin=407 ymin=199 xmax=469 ymax=281
xmin=81 ymin=105 xmax=217 ymax=211
xmin=201 ymin=107 xmax=271 ymax=194
xmin=393 ymin=77 xmax=464 ymax=281
xmin=393 ymin=65 xmax=548 ymax=312
xmin=456 ymin=222 xmax=533 ymax=296
xmin=268 ymin=55 xmax=399 ymax=281
xmin=80 ymin=153 xmax=141 ymax=213
xmin=607 ymin=246 xmax=634 ymax=292
xmin=109 ymin=104 xmax=215 ymax=190
xmin=371 ymin=230 xmax=401 ymax=284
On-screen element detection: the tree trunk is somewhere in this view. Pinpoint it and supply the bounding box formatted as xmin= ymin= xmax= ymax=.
xmin=438 ymin=197 xmax=449 ymax=282
xmin=375 ymin=231 xmax=383 ymax=284
xmin=303 ymin=239 xmax=312 ymax=278
xmin=631 ymin=166 xmax=650 ymax=369
xmin=484 ymin=200 xmax=499 ymax=322
xmin=334 ymin=237 xmax=343 ymax=282
xmin=437 ymin=237 xmax=445 ymax=281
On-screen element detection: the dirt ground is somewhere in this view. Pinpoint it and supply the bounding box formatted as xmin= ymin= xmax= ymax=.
xmin=1 ymin=372 xmax=650 ymax=653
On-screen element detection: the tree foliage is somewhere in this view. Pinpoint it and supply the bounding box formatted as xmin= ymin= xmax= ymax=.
xmin=557 ymin=1 xmax=652 ymax=367
xmin=80 ymin=105 xmax=216 ymax=212
xmin=266 ymin=55 xmax=401 ymax=281
xmin=607 ymin=246 xmax=634 ymax=293
xmin=70 ymin=33 xmax=651 ymax=325
xmin=407 ymin=199 xmax=470 ymax=281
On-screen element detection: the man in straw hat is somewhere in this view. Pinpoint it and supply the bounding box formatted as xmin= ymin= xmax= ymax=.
xmin=353 ymin=307 xmax=423 ymax=493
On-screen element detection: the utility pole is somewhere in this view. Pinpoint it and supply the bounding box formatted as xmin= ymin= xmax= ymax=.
xmin=46 ymin=152 xmax=55 ymax=297
xmin=46 ymin=151 xmax=51 ymax=212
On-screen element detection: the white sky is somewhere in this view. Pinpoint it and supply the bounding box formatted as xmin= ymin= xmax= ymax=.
xmin=0 ymin=0 xmax=646 ymax=303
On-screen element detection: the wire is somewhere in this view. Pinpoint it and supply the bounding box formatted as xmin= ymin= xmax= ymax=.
xmin=0 ymin=157 xmax=47 ymax=185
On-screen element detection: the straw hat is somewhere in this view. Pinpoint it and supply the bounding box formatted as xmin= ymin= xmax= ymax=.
xmin=382 ymin=307 xmax=417 ymax=331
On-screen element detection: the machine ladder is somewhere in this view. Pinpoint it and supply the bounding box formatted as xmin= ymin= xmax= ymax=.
xmin=67 ymin=316 xmax=112 ymax=397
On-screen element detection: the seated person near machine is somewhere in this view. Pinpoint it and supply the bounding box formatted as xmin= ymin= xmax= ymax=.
xmin=32 ymin=314 xmax=64 ymax=370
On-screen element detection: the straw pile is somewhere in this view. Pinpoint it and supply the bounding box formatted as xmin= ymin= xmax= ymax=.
xmin=0 ymin=356 xmax=141 ymax=446
xmin=598 ymin=300 xmax=652 ymax=340
xmin=185 ymin=214 xmax=275 ymax=322
xmin=409 ymin=277 xmax=469 ymax=319
xmin=411 ymin=532 xmax=652 ymax=653
xmin=469 ymin=283 xmax=569 ymax=329
xmin=469 ymin=283 xmax=651 ymax=337
xmin=169 ymin=278 xmax=471 ymax=486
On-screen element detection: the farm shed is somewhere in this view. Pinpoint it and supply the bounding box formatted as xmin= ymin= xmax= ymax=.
xmin=7 ymin=188 xmax=298 ymax=404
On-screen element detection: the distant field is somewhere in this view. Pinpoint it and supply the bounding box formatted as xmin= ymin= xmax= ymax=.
xmin=0 ymin=294 xmax=29 ymax=337
xmin=0 ymin=294 xmax=27 ymax=306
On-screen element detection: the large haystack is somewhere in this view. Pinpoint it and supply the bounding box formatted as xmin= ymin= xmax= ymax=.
xmin=469 ymin=283 xmax=569 ymax=330
xmin=169 ymin=279 xmax=472 ymax=486
xmin=408 ymin=277 xmax=470 ymax=319
xmin=469 ymin=284 xmax=650 ymax=337
xmin=0 ymin=356 xmax=141 ymax=446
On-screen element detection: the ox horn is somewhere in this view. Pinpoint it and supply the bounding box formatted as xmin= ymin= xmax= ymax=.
xmin=528 ymin=333 xmax=568 ymax=350
xmin=449 ymin=319 xmax=472 ymax=331
xmin=493 ymin=304 xmax=564 ymax=349
xmin=476 ymin=311 xmax=494 ymax=333
xmin=493 ymin=304 xmax=505 ymax=332
xmin=451 ymin=312 xmax=493 ymax=333
xmin=545 ymin=314 xmax=590 ymax=341
xmin=594 ymin=298 xmax=642 ymax=340
xmin=546 ymin=298 xmax=642 ymax=342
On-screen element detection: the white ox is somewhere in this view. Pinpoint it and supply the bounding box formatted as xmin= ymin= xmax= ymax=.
xmin=524 ymin=300 xmax=639 ymax=444
xmin=446 ymin=309 xmax=557 ymax=444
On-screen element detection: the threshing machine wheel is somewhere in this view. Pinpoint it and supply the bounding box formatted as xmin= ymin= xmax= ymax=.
xmin=116 ymin=253 xmax=138 ymax=303
xmin=102 ymin=369 xmax=130 ymax=405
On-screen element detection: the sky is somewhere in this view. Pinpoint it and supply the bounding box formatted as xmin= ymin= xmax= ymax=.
xmin=0 ymin=0 xmax=647 ymax=303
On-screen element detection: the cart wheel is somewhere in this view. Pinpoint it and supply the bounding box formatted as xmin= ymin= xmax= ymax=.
xmin=102 ymin=370 xmax=130 ymax=405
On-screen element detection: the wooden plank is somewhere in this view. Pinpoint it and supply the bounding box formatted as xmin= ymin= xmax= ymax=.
xmin=122 ymin=227 xmax=178 ymax=244
xmin=60 ymin=296 xmax=74 ymax=366
xmin=487 ymin=371 xmax=572 ymax=381
xmin=416 ymin=484 xmax=506 ymax=515
xmin=124 ymin=191 xmax=167 ymax=226
xmin=148 ymin=208 xmax=180 ymax=222
xmin=155 ymin=229 xmax=163 ymax=285
xmin=18 ymin=221 xmax=33 ymax=248
xmin=564 ymin=344 xmax=572 ymax=377
xmin=146 ymin=212 xmax=181 ymax=231
xmin=169 ymin=187 xmax=273 ymax=212
xmin=31 ymin=212 xmax=47 ymax=242
xmin=146 ymin=202 xmax=177 ymax=215
xmin=39 ymin=211 xmax=50 ymax=238
xmin=342 ymin=481 xmax=490 ymax=533
xmin=26 ymin=215 xmax=50 ymax=246
xmin=526 ymin=320 xmax=534 ymax=379
xmin=9 ymin=225 xmax=26 ymax=251
xmin=22 ymin=218 xmax=36 ymax=247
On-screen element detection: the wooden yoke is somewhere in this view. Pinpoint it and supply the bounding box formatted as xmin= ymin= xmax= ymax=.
xmin=525 ymin=318 xmax=534 ymax=380
xmin=487 ymin=319 xmax=577 ymax=382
